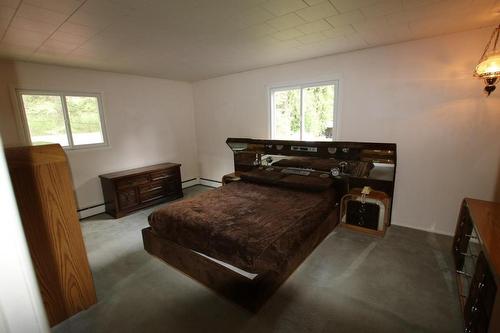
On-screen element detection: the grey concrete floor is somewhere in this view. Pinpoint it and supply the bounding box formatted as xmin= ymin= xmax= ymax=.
xmin=54 ymin=185 xmax=463 ymax=333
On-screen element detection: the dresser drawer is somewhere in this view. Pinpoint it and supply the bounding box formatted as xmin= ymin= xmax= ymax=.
xmin=139 ymin=179 xmax=181 ymax=202
xmin=149 ymin=168 xmax=179 ymax=182
xmin=116 ymin=175 xmax=149 ymax=189
xmin=100 ymin=163 xmax=182 ymax=218
xmin=117 ymin=188 xmax=139 ymax=210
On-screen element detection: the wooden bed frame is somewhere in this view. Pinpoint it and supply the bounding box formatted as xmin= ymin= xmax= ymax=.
xmin=142 ymin=208 xmax=338 ymax=312
xmin=142 ymin=138 xmax=396 ymax=311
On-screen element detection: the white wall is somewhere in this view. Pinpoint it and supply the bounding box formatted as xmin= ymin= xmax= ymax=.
xmin=1 ymin=28 xmax=499 ymax=235
xmin=193 ymin=27 xmax=500 ymax=235
xmin=0 ymin=61 xmax=198 ymax=211
xmin=0 ymin=135 xmax=49 ymax=333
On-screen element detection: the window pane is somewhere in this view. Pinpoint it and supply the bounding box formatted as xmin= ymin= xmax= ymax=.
xmin=302 ymin=85 xmax=334 ymax=141
xmin=66 ymin=96 xmax=104 ymax=145
xmin=21 ymin=94 xmax=69 ymax=146
xmin=273 ymin=89 xmax=300 ymax=140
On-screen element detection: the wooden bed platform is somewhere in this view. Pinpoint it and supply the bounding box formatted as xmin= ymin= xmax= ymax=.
xmin=142 ymin=207 xmax=338 ymax=312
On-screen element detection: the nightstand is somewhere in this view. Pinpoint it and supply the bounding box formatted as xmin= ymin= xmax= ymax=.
xmin=222 ymin=172 xmax=241 ymax=185
xmin=340 ymin=187 xmax=391 ymax=237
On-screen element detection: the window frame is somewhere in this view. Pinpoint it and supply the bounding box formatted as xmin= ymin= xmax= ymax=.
xmin=15 ymin=89 xmax=109 ymax=150
xmin=269 ymin=80 xmax=339 ymax=141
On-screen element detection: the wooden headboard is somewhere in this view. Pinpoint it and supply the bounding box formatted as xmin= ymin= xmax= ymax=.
xmin=226 ymin=137 xmax=397 ymax=222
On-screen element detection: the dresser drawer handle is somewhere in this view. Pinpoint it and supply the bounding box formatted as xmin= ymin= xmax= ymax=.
xmin=459 ymin=252 xmax=477 ymax=258
xmin=148 ymin=186 xmax=163 ymax=192
xmin=456 ymin=270 xmax=473 ymax=278
xmin=142 ymin=195 xmax=164 ymax=203
xmin=152 ymin=175 xmax=173 ymax=181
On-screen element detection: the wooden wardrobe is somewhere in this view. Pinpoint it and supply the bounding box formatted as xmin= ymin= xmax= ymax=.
xmin=5 ymin=144 xmax=96 ymax=326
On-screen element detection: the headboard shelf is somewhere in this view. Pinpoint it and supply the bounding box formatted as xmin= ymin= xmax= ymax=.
xmin=226 ymin=138 xmax=396 ymax=164
xmin=226 ymin=137 xmax=397 ymax=224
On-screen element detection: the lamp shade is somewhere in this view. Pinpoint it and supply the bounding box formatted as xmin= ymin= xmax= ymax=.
xmin=474 ymin=51 xmax=500 ymax=78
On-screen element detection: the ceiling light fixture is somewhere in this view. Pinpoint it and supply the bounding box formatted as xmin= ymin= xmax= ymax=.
xmin=474 ymin=24 xmax=500 ymax=96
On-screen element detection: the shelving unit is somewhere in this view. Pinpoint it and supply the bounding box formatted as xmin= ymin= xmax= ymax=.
xmin=453 ymin=198 xmax=500 ymax=333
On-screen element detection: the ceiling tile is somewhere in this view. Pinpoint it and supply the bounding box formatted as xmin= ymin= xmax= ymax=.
xmin=240 ymin=22 xmax=278 ymax=37
xmin=3 ymin=27 xmax=49 ymax=47
xmin=10 ymin=16 xmax=59 ymax=33
xmin=402 ymin=0 xmax=440 ymax=9
xmin=303 ymin=0 xmax=324 ymax=5
xmin=68 ymin=9 xmax=121 ymax=29
xmin=57 ymin=22 xmax=101 ymax=37
xmin=40 ymin=38 xmax=80 ymax=52
xmin=295 ymin=1 xmax=339 ymax=22
xmin=51 ymin=30 xmax=90 ymax=44
xmin=277 ymin=38 xmax=302 ymax=48
xmin=262 ymin=0 xmax=308 ymax=16
xmin=385 ymin=0 xmax=476 ymax=26
xmin=0 ymin=0 xmax=496 ymax=81
xmin=267 ymin=12 xmax=305 ymax=30
xmin=0 ymin=20 xmax=7 ymax=36
xmin=17 ymin=3 xmax=68 ymax=25
xmin=329 ymin=0 xmax=379 ymax=13
xmin=273 ymin=27 xmax=304 ymax=40
xmin=296 ymin=31 xmax=327 ymax=44
xmin=296 ymin=19 xmax=332 ymax=33
xmin=0 ymin=0 xmax=20 ymax=8
xmin=0 ymin=5 xmax=12 ymax=35
xmin=321 ymin=28 xmax=345 ymax=39
xmin=360 ymin=0 xmax=403 ymax=18
xmin=0 ymin=41 xmax=37 ymax=58
xmin=0 ymin=5 xmax=14 ymax=20
xmin=324 ymin=23 xmax=356 ymax=36
xmin=325 ymin=10 xmax=365 ymax=28
xmin=80 ymin=0 xmax=134 ymax=15
xmin=353 ymin=17 xmax=389 ymax=34
xmin=24 ymin=0 xmax=83 ymax=15
xmin=235 ymin=6 xmax=275 ymax=28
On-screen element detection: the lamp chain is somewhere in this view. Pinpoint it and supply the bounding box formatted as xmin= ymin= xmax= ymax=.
xmin=493 ymin=24 xmax=500 ymax=50
xmin=477 ymin=24 xmax=500 ymax=64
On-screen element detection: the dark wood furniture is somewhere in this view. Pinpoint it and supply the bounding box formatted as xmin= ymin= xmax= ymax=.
xmin=453 ymin=198 xmax=500 ymax=333
xmin=5 ymin=144 xmax=97 ymax=326
xmin=100 ymin=163 xmax=183 ymax=218
xmin=142 ymin=207 xmax=338 ymax=311
xmin=143 ymin=138 xmax=396 ymax=311
xmin=222 ymin=172 xmax=241 ymax=185
xmin=340 ymin=188 xmax=391 ymax=237
xmin=225 ymin=137 xmax=397 ymax=223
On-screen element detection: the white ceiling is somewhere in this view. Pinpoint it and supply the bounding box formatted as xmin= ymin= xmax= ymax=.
xmin=0 ymin=0 xmax=499 ymax=81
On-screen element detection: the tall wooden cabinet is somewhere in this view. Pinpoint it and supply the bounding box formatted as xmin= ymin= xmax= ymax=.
xmin=453 ymin=198 xmax=500 ymax=333
xmin=5 ymin=144 xmax=97 ymax=326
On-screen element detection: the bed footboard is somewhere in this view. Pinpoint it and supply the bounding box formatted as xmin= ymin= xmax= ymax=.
xmin=142 ymin=206 xmax=338 ymax=312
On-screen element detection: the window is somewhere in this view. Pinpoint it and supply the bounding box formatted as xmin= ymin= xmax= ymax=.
xmin=271 ymin=82 xmax=338 ymax=141
xmin=17 ymin=90 xmax=108 ymax=149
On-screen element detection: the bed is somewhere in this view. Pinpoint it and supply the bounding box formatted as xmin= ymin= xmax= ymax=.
xmin=143 ymin=169 xmax=338 ymax=310
xmin=142 ymin=138 xmax=397 ymax=311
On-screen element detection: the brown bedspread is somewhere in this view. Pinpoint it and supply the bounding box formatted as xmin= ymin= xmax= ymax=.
xmin=148 ymin=181 xmax=336 ymax=273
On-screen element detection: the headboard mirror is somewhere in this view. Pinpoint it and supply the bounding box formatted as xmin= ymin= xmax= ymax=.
xmin=226 ymin=138 xmax=396 ymax=177
xmin=226 ymin=138 xmax=397 ymax=220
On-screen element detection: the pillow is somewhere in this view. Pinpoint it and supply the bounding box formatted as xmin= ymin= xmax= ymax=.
xmin=240 ymin=168 xmax=332 ymax=192
xmin=239 ymin=169 xmax=285 ymax=185
xmin=277 ymin=174 xmax=333 ymax=192
xmin=273 ymin=158 xmax=314 ymax=169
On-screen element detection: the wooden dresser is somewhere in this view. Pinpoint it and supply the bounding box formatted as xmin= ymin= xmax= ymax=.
xmin=453 ymin=198 xmax=500 ymax=333
xmin=100 ymin=163 xmax=182 ymax=218
xmin=5 ymin=144 xmax=97 ymax=326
